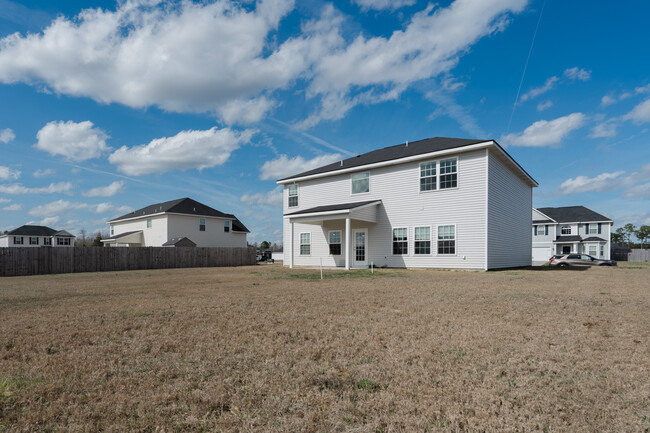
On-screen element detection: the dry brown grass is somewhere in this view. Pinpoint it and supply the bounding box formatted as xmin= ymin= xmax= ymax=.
xmin=1 ymin=262 xmax=649 ymax=432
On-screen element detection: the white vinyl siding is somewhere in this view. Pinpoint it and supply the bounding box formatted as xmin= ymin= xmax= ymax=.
xmin=487 ymin=149 xmax=532 ymax=269
xmin=285 ymin=149 xmax=490 ymax=269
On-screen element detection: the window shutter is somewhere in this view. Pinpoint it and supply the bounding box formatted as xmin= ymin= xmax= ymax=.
xmin=585 ymin=224 xmax=588 ymax=234
xmin=598 ymin=223 xmax=602 ymax=234
xmin=545 ymin=225 xmax=548 ymax=235
xmin=534 ymin=226 xmax=537 ymax=236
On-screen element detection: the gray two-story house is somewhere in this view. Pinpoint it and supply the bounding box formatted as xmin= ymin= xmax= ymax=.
xmin=277 ymin=137 xmax=538 ymax=270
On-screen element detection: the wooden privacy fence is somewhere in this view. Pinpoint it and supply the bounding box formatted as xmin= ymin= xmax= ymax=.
xmin=628 ymin=249 xmax=650 ymax=262
xmin=0 ymin=247 xmax=256 ymax=277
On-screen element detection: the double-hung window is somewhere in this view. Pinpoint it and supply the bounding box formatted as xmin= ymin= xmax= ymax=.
xmin=146 ymin=218 xmax=152 ymax=229
xmin=44 ymin=238 xmax=52 ymax=246
xmin=392 ymin=228 xmax=408 ymax=255
xmin=437 ymin=225 xmax=456 ymax=255
xmin=420 ymin=162 xmax=436 ymax=191
xmin=14 ymin=236 xmax=23 ymax=245
xmin=561 ymin=225 xmax=571 ymax=235
xmin=414 ymin=226 xmax=431 ymax=255
xmin=351 ymin=172 xmax=370 ymax=194
xmin=588 ymin=223 xmax=598 ymax=234
xmin=29 ymin=237 xmax=39 ymax=245
xmin=420 ymin=158 xmax=457 ymax=191
xmin=224 ymin=220 xmax=230 ymax=232
xmin=110 ymin=225 xmax=114 ymax=236
xmin=329 ymin=231 xmax=341 ymax=255
xmin=300 ymin=233 xmax=311 ymax=255
xmin=589 ymin=244 xmax=597 ymax=256
xmin=439 ymin=159 xmax=457 ymax=189
xmin=199 ymin=218 xmax=206 ymax=231
xmin=288 ymin=184 xmax=298 ymax=207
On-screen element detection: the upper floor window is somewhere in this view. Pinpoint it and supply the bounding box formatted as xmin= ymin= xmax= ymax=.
xmin=437 ymin=225 xmax=456 ymax=255
xmin=561 ymin=225 xmax=571 ymax=235
xmin=329 ymin=231 xmax=341 ymax=255
xmin=29 ymin=237 xmax=39 ymax=245
xmin=392 ymin=228 xmax=408 ymax=255
xmin=14 ymin=236 xmax=23 ymax=245
xmin=146 ymin=218 xmax=152 ymax=229
xmin=439 ymin=159 xmax=457 ymax=189
xmin=224 ymin=220 xmax=230 ymax=233
xmin=351 ymin=172 xmax=370 ymax=194
xmin=414 ymin=226 xmax=431 ymax=255
xmin=288 ymin=184 xmax=298 ymax=207
xmin=420 ymin=162 xmax=436 ymax=191
xmin=199 ymin=218 xmax=206 ymax=231
xmin=420 ymin=158 xmax=458 ymax=192
xmin=588 ymin=223 xmax=598 ymax=234
xmin=535 ymin=225 xmax=547 ymax=236
xmin=110 ymin=225 xmax=114 ymax=236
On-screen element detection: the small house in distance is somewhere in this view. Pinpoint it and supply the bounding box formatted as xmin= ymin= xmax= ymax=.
xmin=278 ymin=137 xmax=538 ymax=270
xmin=0 ymin=225 xmax=75 ymax=247
xmin=532 ymin=206 xmax=613 ymax=264
xmin=102 ymin=197 xmax=249 ymax=247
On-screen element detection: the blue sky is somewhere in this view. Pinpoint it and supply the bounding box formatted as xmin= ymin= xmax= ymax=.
xmin=0 ymin=0 xmax=649 ymax=244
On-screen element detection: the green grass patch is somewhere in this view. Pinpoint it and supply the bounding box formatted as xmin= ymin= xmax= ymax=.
xmin=356 ymin=379 xmax=381 ymax=392
xmin=0 ymin=376 xmax=43 ymax=401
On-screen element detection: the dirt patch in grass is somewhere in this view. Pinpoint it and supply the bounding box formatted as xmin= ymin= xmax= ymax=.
xmin=1 ymin=265 xmax=648 ymax=432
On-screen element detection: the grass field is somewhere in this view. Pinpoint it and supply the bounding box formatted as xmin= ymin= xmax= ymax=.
xmin=1 ymin=263 xmax=649 ymax=432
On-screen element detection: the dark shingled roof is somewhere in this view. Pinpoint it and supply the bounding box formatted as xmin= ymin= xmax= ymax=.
xmin=6 ymin=225 xmax=75 ymax=237
xmin=533 ymin=219 xmax=553 ymax=224
xmin=554 ymin=235 xmax=583 ymax=243
xmin=285 ymin=200 xmax=381 ymax=216
xmin=279 ymin=137 xmax=489 ymax=181
xmin=109 ymin=197 xmax=249 ymax=232
xmin=535 ymin=206 xmax=612 ymax=223
xmin=162 ymin=237 xmax=197 ymax=247
xmin=583 ymin=236 xmax=607 ymax=242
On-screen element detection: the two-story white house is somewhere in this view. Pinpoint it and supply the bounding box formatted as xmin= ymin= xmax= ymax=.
xmin=277 ymin=137 xmax=538 ymax=270
xmin=0 ymin=225 xmax=75 ymax=247
xmin=102 ymin=197 xmax=249 ymax=247
xmin=532 ymin=206 xmax=613 ymax=264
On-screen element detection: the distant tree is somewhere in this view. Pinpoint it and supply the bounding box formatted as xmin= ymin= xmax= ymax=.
xmin=636 ymin=225 xmax=650 ymax=249
xmin=260 ymin=240 xmax=271 ymax=249
xmin=91 ymin=233 xmax=103 ymax=247
xmin=3 ymin=230 xmax=7 ymax=235
xmin=611 ymin=231 xmax=623 ymax=245
xmin=75 ymin=229 xmax=88 ymax=247
xmin=623 ymin=223 xmax=637 ymax=248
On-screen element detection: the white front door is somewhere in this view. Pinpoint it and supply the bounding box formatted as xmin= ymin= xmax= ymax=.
xmin=352 ymin=229 xmax=368 ymax=267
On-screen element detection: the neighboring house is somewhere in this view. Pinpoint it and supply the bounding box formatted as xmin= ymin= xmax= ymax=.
xmin=277 ymin=137 xmax=538 ymax=270
xmin=102 ymin=197 xmax=249 ymax=247
xmin=532 ymin=206 xmax=613 ymax=264
xmin=0 ymin=225 xmax=75 ymax=247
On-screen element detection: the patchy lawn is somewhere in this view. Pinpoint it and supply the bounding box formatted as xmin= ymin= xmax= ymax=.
xmin=1 ymin=264 xmax=648 ymax=432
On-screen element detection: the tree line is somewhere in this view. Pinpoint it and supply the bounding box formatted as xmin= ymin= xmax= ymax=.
xmin=611 ymin=224 xmax=650 ymax=249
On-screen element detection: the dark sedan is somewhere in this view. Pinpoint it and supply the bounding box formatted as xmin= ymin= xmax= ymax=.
xmin=549 ymin=254 xmax=617 ymax=267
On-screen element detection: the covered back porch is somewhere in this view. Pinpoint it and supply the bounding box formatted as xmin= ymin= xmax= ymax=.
xmin=285 ymin=200 xmax=381 ymax=269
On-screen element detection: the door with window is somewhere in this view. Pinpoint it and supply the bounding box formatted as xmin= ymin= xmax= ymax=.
xmin=352 ymin=229 xmax=368 ymax=267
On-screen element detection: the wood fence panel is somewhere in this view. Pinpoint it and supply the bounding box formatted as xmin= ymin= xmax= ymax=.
xmin=0 ymin=246 xmax=256 ymax=277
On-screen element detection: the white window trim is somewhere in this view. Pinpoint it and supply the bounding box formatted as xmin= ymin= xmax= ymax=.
xmin=419 ymin=157 xmax=459 ymax=194
xmin=414 ymin=225 xmax=433 ymax=256
xmin=436 ymin=224 xmax=457 ymax=256
xmin=299 ymin=232 xmax=311 ymax=256
xmin=199 ymin=218 xmax=206 ymax=231
xmin=561 ymin=225 xmax=572 ymax=235
xmin=288 ymin=184 xmax=299 ymax=208
xmin=328 ymin=230 xmax=342 ymax=256
xmin=588 ymin=223 xmax=598 ymax=235
xmin=350 ymin=171 xmax=371 ymax=196
xmin=391 ymin=226 xmax=409 ymax=256
xmin=146 ymin=218 xmax=152 ymax=229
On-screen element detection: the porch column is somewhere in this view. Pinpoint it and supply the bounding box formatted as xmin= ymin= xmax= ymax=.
xmin=345 ymin=217 xmax=351 ymax=270
xmin=289 ymin=221 xmax=294 ymax=269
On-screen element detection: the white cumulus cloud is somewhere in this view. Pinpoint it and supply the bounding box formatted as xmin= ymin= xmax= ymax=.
xmin=260 ymin=153 xmax=342 ymax=180
xmin=563 ymin=67 xmax=591 ymax=81
xmin=109 ymin=127 xmax=255 ymax=176
xmin=589 ymin=121 xmax=618 ymax=138
xmin=2 ymin=203 xmax=22 ymax=211
xmin=0 ymin=166 xmax=20 ymax=180
xmin=0 ymin=128 xmax=15 ymax=143
xmin=83 ymin=181 xmax=125 ymax=197
xmin=501 ymin=112 xmax=586 ymax=147
xmin=557 ymin=171 xmax=625 ymax=195
xmin=28 ymin=199 xmax=87 ymax=217
xmin=623 ymin=98 xmax=650 ymax=124
xmin=0 ymin=181 xmax=72 ymax=194
xmin=353 ymin=0 xmax=417 ymax=11
xmin=35 ymin=120 xmax=110 ymax=161
xmin=240 ymin=186 xmax=283 ymax=207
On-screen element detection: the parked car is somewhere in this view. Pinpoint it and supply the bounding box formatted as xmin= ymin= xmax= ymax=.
xmin=549 ymin=254 xmax=617 ymax=267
